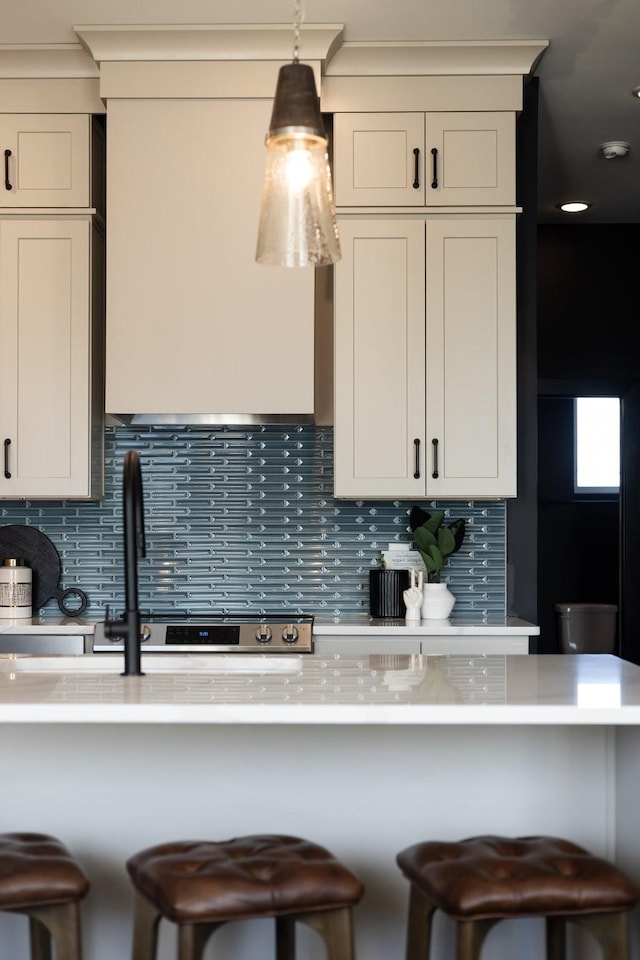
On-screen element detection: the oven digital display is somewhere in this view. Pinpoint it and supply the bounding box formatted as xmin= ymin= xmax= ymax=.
xmin=165 ymin=625 xmax=240 ymax=645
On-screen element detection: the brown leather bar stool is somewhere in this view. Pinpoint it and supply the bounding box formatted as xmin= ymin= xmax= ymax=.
xmin=0 ymin=832 xmax=90 ymax=960
xmin=396 ymin=835 xmax=639 ymax=960
xmin=127 ymin=833 xmax=364 ymax=960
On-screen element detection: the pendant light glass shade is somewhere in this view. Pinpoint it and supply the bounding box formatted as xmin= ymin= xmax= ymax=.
xmin=256 ymin=61 xmax=340 ymax=267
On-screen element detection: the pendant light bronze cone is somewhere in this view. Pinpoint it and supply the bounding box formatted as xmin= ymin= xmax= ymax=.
xmin=267 ymin=61 xmax=326 ymax=140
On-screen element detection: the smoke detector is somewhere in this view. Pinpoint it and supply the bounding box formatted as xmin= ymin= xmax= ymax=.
xmin=600 ymin=141 xmax=630 ymax=159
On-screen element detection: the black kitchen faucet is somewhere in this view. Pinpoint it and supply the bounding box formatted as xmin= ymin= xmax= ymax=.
xmin=103 ymin=450 xmax=146 ymax=676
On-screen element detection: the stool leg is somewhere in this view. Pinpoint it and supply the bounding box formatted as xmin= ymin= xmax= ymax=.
xmin=26 ymin=902 xmax=83 ymax=960
xmin=29 ymin=916 xmax=52 ymax=960
xmin=456 ymin=918 xmax=501 ymax=960
xmin=546 ymin=917 xmax=566 ymax=960
xmin=177 ymin=922 xmax=220 ymax=960
xmin=295 ymin=906 xmax=355 ymax=960
xmin=568 ymin=911 xmax=630 ymax=960
xmin=405 ymin=885 xmax=437 ymax=960
xmin=276 ymin=916 xmax=296 ymax=960
xmin=132 ymin=892 xmax=162 ymax=960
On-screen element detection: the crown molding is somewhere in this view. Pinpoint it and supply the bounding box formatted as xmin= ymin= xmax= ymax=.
xmin=0 ymin=33 xmax=547 ymax=86
xmin=74 ymin=24 xmax=344 ymax=66
xmin=0 ymin=43 xmax=98 ymax=78
xmin=325 ymin=40 xmax=549 ymax=77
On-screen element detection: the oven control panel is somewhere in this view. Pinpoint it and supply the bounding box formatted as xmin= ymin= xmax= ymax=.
xmin=93 ymin=616 xmax=314 ymax=654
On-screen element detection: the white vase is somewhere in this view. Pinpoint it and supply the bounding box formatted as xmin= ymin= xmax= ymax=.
xmin=420 ymin=582 xmax=456 ymax=620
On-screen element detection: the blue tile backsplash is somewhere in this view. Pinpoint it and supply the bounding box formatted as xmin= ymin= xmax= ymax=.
xmin=0 ymin=426 xmax=506 ymax=618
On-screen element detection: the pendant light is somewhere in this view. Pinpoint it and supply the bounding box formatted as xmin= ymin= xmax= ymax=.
xmin=255 ymin=0 xmax=340 ymax=267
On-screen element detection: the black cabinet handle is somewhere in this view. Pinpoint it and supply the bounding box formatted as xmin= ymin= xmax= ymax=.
xmin=413 ymin=438 xmax=421 ymax=478
xmin=431 ymin=147 xmax=438 ymax=189
xmin=3 ymin=438 xmax=11 ymax=479
xmin=4 ymin=149 xmax=12 ymax=191
xmin=431 ymin=438 xmax=439 ymax=479
xmin=412 ymin=147 xmax=420 ymax=189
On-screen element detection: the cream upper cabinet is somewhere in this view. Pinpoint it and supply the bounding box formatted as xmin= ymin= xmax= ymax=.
xmin=334 ymin=219 xmax=426 ymax=498
xmin=0 ymin=217 xmax=103 ymax=499
xmin=424 ymin=216 xmax=516 ymax=497
xmin=0 ymin=115 xmax=90 ymax=208
xmin=334 ymin=114 xmax=426 ymax=207
xmin=334 ymin=216 xmax=516 ymax=499
xmin=333 ymin=112 xmax=516 ymax=207
xmin=105 ymin=99 xmax=315 ymax=417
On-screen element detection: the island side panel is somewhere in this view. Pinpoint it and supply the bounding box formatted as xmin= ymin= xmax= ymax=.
xmin=614 ymin=726 xmax=640 ymax=956
xmin=0 ymin=723 xmax=613 ymax=960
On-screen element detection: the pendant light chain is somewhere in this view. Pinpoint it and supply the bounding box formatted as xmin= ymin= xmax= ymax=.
xmin=292 ymin=0 xmax=304 ymax=63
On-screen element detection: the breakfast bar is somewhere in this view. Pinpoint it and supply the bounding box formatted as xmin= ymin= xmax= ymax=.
xmin=0 ymin=652 xmax=639 ymax=960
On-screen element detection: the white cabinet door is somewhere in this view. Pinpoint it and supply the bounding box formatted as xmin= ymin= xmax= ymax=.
xmin=105 ymin=99 xmax=314 ymax=417
xmin=315 ymin=635 xmax=529 ymax=655
xmin=334 ymin=112 xmax=515 ymax=207
xmin=314 ymin=638 xmax=422 ymax=656
xmin=0 ymin=218 xmax=101 ymax=499
xmin=425 ymin=112 xmax=515 ymax=206
xmin=425 ymin=217 xmax=516 ymax=498
xmin=334 ymin=219 xmax=427 ymax=498
xmin=333 ymin=113 xmax=425 ymax=207
xmin=334 ymin=216 xmax=517 ymax=499
xmin=0 ymin=115 xmax=90 ymax=208
xmin=420 ymin=636 xmax=529 ymax=654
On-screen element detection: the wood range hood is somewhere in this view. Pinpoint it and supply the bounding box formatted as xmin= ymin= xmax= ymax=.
xmin=72 ymin=24 xmax=347 ymax=429
xmin=73 ymin=26 xmax=545 ymax=431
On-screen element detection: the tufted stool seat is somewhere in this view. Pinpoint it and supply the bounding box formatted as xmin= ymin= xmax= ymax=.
xmin=396 ymin=835 xmax=639 ymax=960
xmin=127 ymin=834 xmax=364 ymax=960
xmin=0 ymin=832 xmax=90 ymax=960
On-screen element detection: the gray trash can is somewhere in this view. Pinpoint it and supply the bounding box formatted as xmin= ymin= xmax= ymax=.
xmin=554 ymin=602 xmax=618 ymax=654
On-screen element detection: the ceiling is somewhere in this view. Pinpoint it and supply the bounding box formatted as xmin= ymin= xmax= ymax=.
xmin=1 ymin=0 xmax=639 ymax=224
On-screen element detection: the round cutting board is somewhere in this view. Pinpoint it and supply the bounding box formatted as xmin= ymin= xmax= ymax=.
xmin=0 ymin=525 xmax=88 ymax=615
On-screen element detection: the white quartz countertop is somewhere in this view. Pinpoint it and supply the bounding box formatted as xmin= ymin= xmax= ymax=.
xmin=310 ymin=615 xmax=538 ymax=635
xmin=0 ymin=615 xmax=539 ymax=636
xmin=0 ymin=616 xmax=96 ymax=634
xmin=0 ymin=652 xmax=637 ymax=725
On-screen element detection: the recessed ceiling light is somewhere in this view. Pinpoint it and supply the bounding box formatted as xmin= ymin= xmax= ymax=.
xmin=632 ymin=85 xmax=640 ymax=98
xmin=558 ymin=201 xmax=590 ymax=213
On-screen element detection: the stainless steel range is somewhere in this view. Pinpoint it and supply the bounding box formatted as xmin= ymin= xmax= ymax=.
xmin=93 ymin=614 xmax=314 ymax=654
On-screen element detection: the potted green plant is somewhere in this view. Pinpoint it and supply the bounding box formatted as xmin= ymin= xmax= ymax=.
xmin=409 ymin=506 xmax=466 ymax=619
xmin=409 ymin=506 xmax=465 ymax=583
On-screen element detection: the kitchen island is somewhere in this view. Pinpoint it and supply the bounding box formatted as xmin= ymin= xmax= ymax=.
xmin=0 ymin=652 xmax=637 ymax=960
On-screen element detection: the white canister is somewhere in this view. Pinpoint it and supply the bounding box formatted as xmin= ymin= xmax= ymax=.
xmin=0 ymin=558 xmax=33 ymax=619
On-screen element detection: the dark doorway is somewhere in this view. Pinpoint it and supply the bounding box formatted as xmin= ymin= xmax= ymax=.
xmin=620 ymin=382 xmax=640 ymax=664
xmin=537 ymin=222 xmax=640 ymax=659
xmin=537 ymin=395 xmax=619 ymax=653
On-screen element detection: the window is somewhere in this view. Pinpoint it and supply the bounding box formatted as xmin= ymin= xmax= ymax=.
xmin=574 ymin=397 xmax=620 ymax=494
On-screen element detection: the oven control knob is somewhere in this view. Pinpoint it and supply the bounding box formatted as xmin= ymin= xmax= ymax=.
xmin=281 ymin=624 xmax=299 ymax=644
xmin=255 ymin=625 xmax=273 ymax=644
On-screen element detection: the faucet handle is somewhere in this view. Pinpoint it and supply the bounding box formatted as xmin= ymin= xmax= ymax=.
xmin=103 ymin=604 xmax=121 ymax=640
